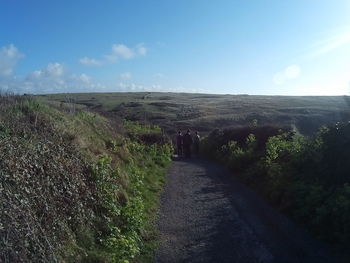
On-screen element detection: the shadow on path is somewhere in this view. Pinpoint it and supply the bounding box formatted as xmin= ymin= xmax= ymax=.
xmin=155 ymin=158 xmax=337 ymax=263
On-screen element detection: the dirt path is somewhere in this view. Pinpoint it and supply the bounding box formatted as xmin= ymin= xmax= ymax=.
xmin=155 ymin=158 xmax=336 ymax=263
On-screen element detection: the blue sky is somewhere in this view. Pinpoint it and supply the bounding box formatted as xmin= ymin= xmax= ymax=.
xmin=1 ymin=0 xmax=350 ymax=95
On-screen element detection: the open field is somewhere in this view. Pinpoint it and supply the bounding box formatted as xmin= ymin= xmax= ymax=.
xmin=38 ymin=92 xmax=350 ymax=135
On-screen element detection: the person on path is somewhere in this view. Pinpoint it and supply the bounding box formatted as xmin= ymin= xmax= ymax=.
xmin=176 ymin=131 xmax=183 ymax=157
xmin=193 ymin=131 xmax=200 ymax=156
xmin=183 ymin=129 xmax=193 ymax=158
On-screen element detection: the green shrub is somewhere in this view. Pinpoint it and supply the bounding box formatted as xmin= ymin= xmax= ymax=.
xmin=201 ymin=122 xmax=350 ymax=258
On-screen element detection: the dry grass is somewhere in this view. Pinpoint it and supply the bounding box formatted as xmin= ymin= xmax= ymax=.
xmin=0 ymin=95 xmax=96 ymax=262
xmin=37 ymin=92 xmax=350 ymax=136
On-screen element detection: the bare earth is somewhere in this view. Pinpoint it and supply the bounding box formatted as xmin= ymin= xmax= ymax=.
xmin=155 ymin=158 xmax=337 ymax=263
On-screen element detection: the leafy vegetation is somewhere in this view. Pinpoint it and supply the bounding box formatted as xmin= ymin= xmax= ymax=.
xmin=0 ymin=94 xmax=172 ymax=263
xmin=2 ymin=92 xmax=350 ymax=262
xmin=201 ymin=122 xmax=350 ymax=260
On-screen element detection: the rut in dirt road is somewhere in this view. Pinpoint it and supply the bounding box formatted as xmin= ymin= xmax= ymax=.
xmin=155 ymin=158 xmax=336 ymax=263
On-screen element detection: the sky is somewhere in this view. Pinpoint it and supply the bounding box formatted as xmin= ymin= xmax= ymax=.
xmin=0 ymin=0 xmax=350 ymax=95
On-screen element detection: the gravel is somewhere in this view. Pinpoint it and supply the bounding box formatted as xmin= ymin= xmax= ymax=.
xmin=155 ymin=158 xmax=337 ymax=263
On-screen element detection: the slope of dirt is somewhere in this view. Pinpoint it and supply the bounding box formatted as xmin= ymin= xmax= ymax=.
xmin=155 ymin=158 xmax=337 ymax=263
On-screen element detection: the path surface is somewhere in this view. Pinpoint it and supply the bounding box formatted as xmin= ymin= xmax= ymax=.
xmin=155 ymin=158 xmax=337 ymax=263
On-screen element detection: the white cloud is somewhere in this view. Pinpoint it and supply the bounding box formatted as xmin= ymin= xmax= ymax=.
xmin=273 ymin=64 xmax=301 ymax=85
xmin=0 ymin=44 xmax=24 ymax=76
xmin=136 ymin=43 xmax=147 ymax=56
xmin=116 ymin=82 xmax=167 ymax=92
xmin=78 ymin=73 xmax=92 ymax=83
xmin=46 ymin=63 xmax=65 ymax=77
xmin=0 ymin=44 xmax=160 ymax=94
xmin=115 ymin=82 xmax=206 ymax=93
xmin=80 ymin=43 xmax=147 ymax=66
xmin=117 ymin=82 xmax=146 ymax=92
xmin=19 ymin=63 xmax=104 ymax=94
xmin=79 ymin=57 xmax=102 ymax=66
xmin=119 ymin=72 xmax=132 ymax=80
xmin=0 ymin=57 xmax=106 ymax=94
xmin=0 ymin=44 xmax=207 ymax=94
xmin=110 ymin=44 xmax=135 ymax=60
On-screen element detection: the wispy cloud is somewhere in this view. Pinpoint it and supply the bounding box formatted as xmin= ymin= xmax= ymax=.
xmin=19 ymin=63 xmax=104 ymax=94
xmin=79 ymin=57 xmax=102 ymax=66
xmin=119 ymin=72 xmax=132 ymax=80
xmin=273 ymin=64 xmax=301 ymax=85
xmin=115 ymin=82 xmax=203 ymax=93
xmin=80 ymin=43 xmax=147 ymax=66
xmin=0 ymin=45 xmax=106 ymax=94
xmin=0 ymin=44 xmax=24 ymax=76
xmin=308 ymin=31 xmax=350 ymax=58
xmin=0 ymin=44 xmax=168 ymax=94
xmin=1 ymin=44 xmax=207 ymax=94
xmin=136 ymin=43 xmax=147 ymax=56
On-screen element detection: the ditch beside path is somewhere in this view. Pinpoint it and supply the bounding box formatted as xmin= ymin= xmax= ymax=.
xmin=155 ymin=157 xmax=337 ymax=263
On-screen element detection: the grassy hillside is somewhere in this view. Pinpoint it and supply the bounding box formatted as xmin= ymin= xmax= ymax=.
xmin=0 ymin=94 xmax=172 ymax=263
xmin=6 ymin=92 xmax=349 ymax=262
xmin=38 ymin=92 xmax=350 ymax=135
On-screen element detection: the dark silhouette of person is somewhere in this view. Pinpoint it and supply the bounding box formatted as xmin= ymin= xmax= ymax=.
xmin=176 ymin=131 xmax=183 ymax=156
xmin=183 ymin=129 xmax=193 ymax=158
xmin=193 ymin=131 xmax=200 ymax=156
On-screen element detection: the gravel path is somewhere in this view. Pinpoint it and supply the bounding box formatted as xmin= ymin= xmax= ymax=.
xmin=155 ymin=158 xmax=337 ymax=263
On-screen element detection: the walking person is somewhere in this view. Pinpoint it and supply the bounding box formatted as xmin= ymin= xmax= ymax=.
xmin=176 ymin=131 xmax=183 ymax=157
xmin=183 ymin=129 xmax=193 ymax=158
xmin=193 ymin=131 xmax=200 ymax=156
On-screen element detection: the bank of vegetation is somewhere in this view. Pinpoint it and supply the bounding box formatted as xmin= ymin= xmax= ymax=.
xmin=0 ymin=94 xmax=172 ymax=263
xmin=201 ymin=122 xmax=350 ymax=261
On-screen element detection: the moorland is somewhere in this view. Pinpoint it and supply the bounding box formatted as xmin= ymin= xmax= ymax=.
xmin=38 ymin=92 xmax=350 ymax=135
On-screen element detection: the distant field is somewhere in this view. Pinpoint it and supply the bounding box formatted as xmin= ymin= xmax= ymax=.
xmin=37 ymin=92 xmax=350 ymax=135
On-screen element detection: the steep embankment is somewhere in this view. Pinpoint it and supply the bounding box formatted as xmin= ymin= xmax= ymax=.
xmin=0 ymin=95 xmax=172 ymax=263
